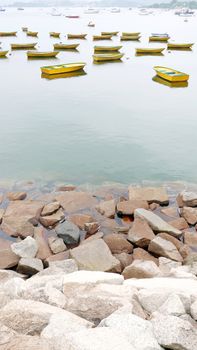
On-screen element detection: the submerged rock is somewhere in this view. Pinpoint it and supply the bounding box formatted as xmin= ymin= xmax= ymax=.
xmin=96 ymin=199 xmax=116 ymax=218
xmin=7 ymin=192 xmax=27 ymax=201
xmin=129 ymin=186 xmax=169 ymax=205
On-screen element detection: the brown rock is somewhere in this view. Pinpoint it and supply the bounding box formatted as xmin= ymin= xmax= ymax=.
xmin=57 ymin=185 xmax=76 ymax=192
xmin=157 ymin=232 xmax=183 ymax=251
xmin=81 ymin=232 xmax=104 ymax=244
xmin=184 ymin=231 xmax=197 ymax=247
xmin=133 ymin=247 xmax=159 ymax=265
xmin=100 ymin=218 xmax=129 ymax=235
xmin=148 ymin=236 xmax=183 ymax=262
xmin=114 ymin=252 xmax=133 ymax=270
xmin=96 ymin=199 xmax=116 ymax=218
xmin=48 ymin=236 xmax=67 ymax=254
xmin=34 ymin=227 xmax=52 ymax=260
xmin=7 ymin=192 xmax=27 ymax=201
xmin=169 ymin=218 xmax=189 ymax=230
xmin=41 ymin=202 xmax=60 ymax=217
xmin=180 ymin=207 xmax=197 ymax=225
xmin=0 ymin=193 xmax=4 ymax=204
xmin=84 ymin=222 xmax=99 ymax=235
xmin=179 ymin=244 xmax=192 ymax=260
xmin=129 ymin=186 xmax=169 ymax=205
xmin=69 ymin=214 xmax=95 ymax=230
xmin=122 ymin=259 xmax=161 ymax=279
xmin=116 ymin=200 xmax=149 ymax=216
xmin=177 ymin=191 xmax=197 ymax=208
xmin=39 ymin=209 xmax=65 ymax=228
xmin=0 ymin=208 xmax=5 ymax=224
xmin=161 ymin=207 xmax=178 ymax=218
xmin=44 ymin=251 xmax=70 ymax=266
xmin=54 ymin=191 xmax=97 ymax=213
xmin=0 ymin=238 xmax=19 ymax=269
xmin=103 ymin=234 xmax=133 ymax=254
xmin=149 ymin=203 xmax=160 ymax=211
xmin=127 ymin=218 xmax=155 ymax=248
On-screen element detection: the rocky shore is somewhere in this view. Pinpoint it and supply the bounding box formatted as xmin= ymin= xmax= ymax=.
xmin=1 ymin=183 xmax=197 ymax=349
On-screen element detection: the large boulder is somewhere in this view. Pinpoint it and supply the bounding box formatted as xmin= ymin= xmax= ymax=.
xmin=116 ymin=199 xmax=149 ymax=216
xmin=135 ymin=208 xmax=182 ymax=237
xmin=17 ymin=257 xmax=43 ymax=276
xmin=39 ymin=209 xmax=65 ymax=228
xmin=0 ymin=238 xmax=19 ymax=269
xmin=55 ymin=221 xmax=80 ymax=245
xmin=169 ymin=217 xmax=189 ymax=230
xmin=11 ymin=236 xmax=38 ymax=258
xmin=129 ymin=186 xmax=169 ymax=205
xmin=122 ymin=259 xmax=161 ymax=279
xmin=157 ymin=232 xmax=183 ymax=251
xmin=157 ymin=294 xmax=186 ymax=317
xmin=103 ymin=234 xmax=133 ymax=254
xmin=96 ymin=199 xmax=116 ymax=218
xmin=0 ymin=335 xmax=53 ymax=350
xmin=148 ymin=236 xmax=183 ymax=262
xmin=62 ymin=270 xmax=124 ymax=286
xmin=161 ymin=206 xmax=178 ymax=218
xmin=133 ymin=247 xmax=158 ymax=265
xmin=177 ymin=191 xmax=197 ymax=207
xmin=128 ymin=218 xmax=155 ymax=248
xmin=70 ymin=239 xmax=120 ymax=272
xmin=184 ymin=231 xmax=197 ymax=248
xmin=54 ymin=191 xmax=97 ymax=213
xmin=180 ymin=207 xmax=197 ymax=225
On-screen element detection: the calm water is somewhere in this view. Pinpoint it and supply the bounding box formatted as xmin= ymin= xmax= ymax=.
xmin=0 ymin=7 xmax=197 ymax=185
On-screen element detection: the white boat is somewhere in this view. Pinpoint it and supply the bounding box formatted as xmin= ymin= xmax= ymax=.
xmin=111 ymin=8 xmax=120 ymax=13
xmin=84 ymin=8 xmax=99 ymax=14
xmin=175 ymin=8 xmax=194 ymax=16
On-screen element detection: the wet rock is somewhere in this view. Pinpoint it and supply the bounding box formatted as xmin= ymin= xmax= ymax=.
xmin=34 ymin=227 xmax=52 ymax=260
xmin=133 ymin=247 xmax=159 ymax=265
xmin=48 ymin=236 xmax=67 ymax=254
xmin=127 ymin=218 xmax=155 ymax=248
xmin=135 ymin=208 xmax=182 ymax=237
xmin=161 ymin=206 xmax=178 ymax=218
xmin=148 ymin=236 xmax=183 ymax=262
xmin=17 ymin=257 xmax=43 ymax=275
xmin=41 ymin=202 xmax=60 ymax=216
xmin=39 ymin=208 xmax=65 ymax=228
xmin=11 ymin=236 xmax=38 ymax=258
xmin=169 ymin=217 xmax=189 ymax=230
xmin=70 ymin=239 xmax=120 ymax=272
xmin=84 ymin=222 xmax=99 ymax=235
xmin=129 ymin=186 xmax=169 ymax=205
xmin=116 ymin=199 xmax=149 ymax=216
xmin=69 ymin=214 xmax=95 ymax=230
xmin=122 ymin=259 xmax=161 ymax=279
xmin=7 ymin=191 xmax=27 ymax=201
xmin=114 ymin=252 xmax=133 ymax=270
xmin=157 ymin=232 xmax=183 ymax=251
xmin=180 ymin=207 xmax=197 ymax=225
xmin=103 ymin=233 xmax=133 ymax=254
xmin=96 ymin=199 xmax=116 ymax=218
xmin=56 ymin=185 xmax=76 ymax=192
xmin=55 ymin=221 xmax=80 ymax=245
xmin=184 ymin=231 xmax=197 ymax=248
xmin=54 ymin=191 xmax=97 ymax=213
xmin=0 ymin=238 xmax=19 ymax=269
xmin=177 ymin=191 xmax=197 ymax=207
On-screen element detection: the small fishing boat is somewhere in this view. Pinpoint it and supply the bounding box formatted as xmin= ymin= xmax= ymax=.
xmin=136 ymin=47 xmax=165 ymax=54
xmin=111 ymin=8 xmax=120 ymax=13
xmin=84 ymin=8 xmax=99 ymax=14
xmin=53 ymin=43 xmax=79 ymax=50
xmin=153 ymin=75 xmax=188 ymax=88
xmin=41 ymin=62 xmax=86 ymax=75
xmin=0 ymin=50 xmax=8 ymax=57
xmin=93 ymin=35 xmax=113 ymax=40
xmin=88 ymin=21 xmax=95 ymax=27
xmin=27 ymin=31 xmax=38 ymax=37
xmin=167 ymin=42 xmax=194 ymax=49
xmin=0 ymin=32 xmax=17 ymax=37
xmin=122 ymin=32 xmax=141 ymax=36
xmin=149 ymin=36 xmax=169 ymax=42
xmin=93 ymin=53 xmax=124 ymax=62
xmin=22 ymin=27 xmax=28 ymax=32
xmin=121 ymin=35 xmax=140 ymax=41
xmin=11 ymin=43 xmax=37 ymax=49
xmin=50 ymin=32 xmax=60 ymax=38
xmin=17 ymin=7 xmax=24 ymax=10
xmin=66 ymin=15 xmax=80 ymax=19
xmin=42 ymin=70 xmax=86 ymax=80
xmin=67 ymin=34 xmax=87 ymax=39
xmin=154 ymin=66 xmax=189 ymax=82
xmin=27 ymin=51 xmax=59 ymax=58
xmin=94 ymin=45 xmax=122 ymax=52
xmin=101 ymin=31 xmax=119 ymax=36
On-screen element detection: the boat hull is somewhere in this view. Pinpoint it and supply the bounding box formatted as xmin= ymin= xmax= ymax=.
xmin=53 ymin=43 xmax=79 ymax=50
xmin=121 ymin=35 xmax=140 ymax=41
xmin=167 ymin=43 xmax=193 ymax=49
xmin=27 ymin=32 xmax=38 ymax=37
xmin=122 ymin=32 xmax=141 ymax=36
xmin=41 ymin=63 xmax=86 ymax=75
xmin=94 ymin=45 xmax=122 ymax=52
xmin=27 ymin=51 xmax=59 ymax=58
xmin=154 ymin=66 xmax=189 ymax=82
xmin=50 ymin=32 xmax=60 ymax=38
xmin=149 ymin=36 xmax=169 ymax=42
xmin=101 ymin=31 xmax=119 ymax=36
xmin=93 ymin=53 xmax=124 ymax=61
xmin=67 ymin=34 xmax=86 ymax=39
xmin=93 ymin=35 xmax=112 ymax=40
xmin=11 ymin=43 xmax=37 ymax=49
xmin=0 ymin=50 xmax=8 ymax=57
xmin=136 ymin=48 xmax=164 ymax=54
xmin=0 ymin=32 xmax=17 ymax=36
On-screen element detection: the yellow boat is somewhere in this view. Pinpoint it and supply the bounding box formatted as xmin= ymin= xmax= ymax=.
xmin=27 ymin=31 xmax=38 ymax=37
xmin=153 ymin=75 xmax=188 ymax=88
xmin=0 ymin=31 xmax=17 ymax=36
xmin=167 ymin=43 xmax=194 ymax=49
xmin=149 ymin=36 xmax=169 ymax=42
xmin=122 ymin=32 xmax=141 ymax=36
xmin=93 ymin=35 xmax=113 ymax=40
xmin=41 ymin=62 xmax=86 ymax=75
xmin=0 ymin=50 xmax=8 ymax=57
xmin=121 ymin=35 xmax=140 ymax=41
xmin=154 ymin=66 xmax=189 ymax=82
xmin=67 ymin=34 xmax=87 ymax=39
xmin=22 ymin=27 xmax=28 ymax=32
xmin=94 ymin=45 xmax=122 ymax=52
xmin=41 ymin=70 xmax=86 ymax=80
xmin=136 ymin=47 xmax=165 ymax=54
xmin=27 ymin=51 xmax=59 ymax=58
xmin=50 ymin=32 xmax=60 ymax=38
xmin=53 ymin=43 xmax=79 ymax=50
xmin=101 ymin=31 xmax=119 ymax=36
xmin=93 ymin=53 xmax=124 ymax=62
xmin=11 ymin=43 xmax=37 ymax=49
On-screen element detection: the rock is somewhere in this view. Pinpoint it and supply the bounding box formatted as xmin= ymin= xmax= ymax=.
xmin=0 ymin=208 xmax=5 ymax=224
xmin=69 ymin=214 xmax=95 ymax=230
xmin=0 ymin=238 xmax=19 ymax=269
xmin=180 ymin=207 xmax=197 ymax=225
xmin=184 ymin=231 xmax=197 ymax=248
xmin=158 ymin=294 xmax=185 ymax=316
xmin=108 ymin=301 xmax=147 ymax=320
xmin=41 ymin=202 xmax=60 ymax=216
xmin=127 ymin=218 xmax=155 ymax=248
xmin=161 ymin=206 xmax=178 ymax=218
xmin=96 ymin=199 xmax=116 ymax=218
xmin=0 ymin=269 xmax=25 ymax=284
xmin=151 ymin=313 xmax=197 ymax=350
xmin=1 ymin=335 xmax=53 ymax=350
xmin=39 ymin=209 xmax=65 ymax=228
xmin=169 ymin=217 xmax=189 ymax=230
xmin=116 ymin=199 xmax=149 ymax=216
xmin=159 ymin=257 xmax=182 ymax=274
xmin=177 ymin=191 xmax=197 ymax=207
xmin=7 ymin=191 xmax=27 ymax=201
xmin=1 ymin=200 xmax=44 ymax=237
xmin=84 ymin=222 xmax=100 ymax=235
xmin=0 ymin=323 xmax=17 ymax=346
xmin=34 ymin=227 xmax=52 ymax=260
xmin=56 ymin=185 xmax=76 ymax=192
xmin=180 ymin=244 xmax=192 ymax=260
xmin=63 ymin=270 xmax=124 ymax=286
xmin=54 ymin=191 xmax=97 ymax=213
xmin=133 ymin=247 xmax=159 ymax=265
xmin=129 ymin=186 xmax=169 ymax=205
xmin=22 ymin=285 xmax=67 ymax=309
xmin=190 ymin=300 xmax=197 ymax=320
xmin=17 ymin=220 xmax=35 ymax=238
xmin=135 ymin=208 xmax=182 ymax=237
xmin=114 ymin=253 xmax=133 ymax=270
xmin=148 ymin=236 xmax=183 ymax=262
xmin=48 ymin=236 xmax=67 ymax=254
xmin=17 ymin=257 xmax=43 ymax=275
xmin=149 ymin=202 xmax=160 ymax=211
xmin=55 ymin=221 xmax=80 ymax=245
xmin=168 ymin=265 xmax=196 ymax=279
xmin=70 ymin=239 xmax=120 ymax=272
xmin=122 ymin=259 xmax=161 ymax=279
xmin=34 ymin=259 xmax=78 ymax=277
xmin=99 ymin=313 xmax=162 ymax=350
xmin=157 ymin=232 xmax=183 ymax=251
xmin=45 ymin=251 xmax=70 ymax=266
xmin=11 ymin=236 xmax=38 ymax=258
xmin=81 ymin=232 xmax=104 ymax=244
xmin=103 ymin=234 xmax=133 ymax=254
xmin=100 ymin=218 xmax=130 ymax=235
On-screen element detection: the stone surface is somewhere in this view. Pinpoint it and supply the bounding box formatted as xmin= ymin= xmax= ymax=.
xmin=17 ymin=257 xmax=43 ymax=275
xmin=81 ymin=232 xmax=104 ymax=244
xmin=41 ymin=202 xmax=60 ymax=216
xmin=177 ymin=191 xmax=197 ymax=207
xmin=11 ymin=236 xmax=38 ymax=258
xmin=55 ymin=221 xmax=80 ymax=245
xmin=114 ymin=252 xmax=133 ymax=270
xmin=54 ymin=191 xmax=97 ymax=213
xmin=0 ymin=335 xmax=53 ymax=350
xmin=70 ymin=239 xmax=120 ymax=272
xmin=180 ymin=207 xmax=197 ymax=225
xmin=34 ymin=259 xmax=78 ymax=277
xmin=135 ymin=208 xmax=182 ymax=237
xmin=0 ymin=238 xmax=19 ymax=269
xmin=0 ymin=323 xmax=17 ymax=346
xmin=116 ymin=199 xmax=149 ymax=216
xmin=7 ymin=191 xmax=27 ymax=201
xmin=159 ymin=257 xmax=182 ymax=274
xmin=22 ymin=285 xmax=67 ymax=309
xmin=190 ymin=300 xmax=197 ymax=320
xmin=0 ymin=208 xmax=5 ymax=224
xmin=62 ymin=270 xmax=124 ymax=285
xmin=45 ymin=251 xmax=70 ymax=266
xmin=157 ymin=232 xmax=183 ymax=251
xmin=133 ymin=247 xmax=159 ymax=265
xmin=128 ymin=218 xmax=155 ymax=248
xmin=158 ymin=294 xmax=186 ymax=316
xmin=96 ymin=199 xmax=116 ymax=218
xmin=169 ymin=217 xmax=189 ymax=230
xmin=103 ymin=233 xmax=133 ymax=254
xmin=48 ymin=236 xmax=67 ymax=254
xmin=129 ymin=186 xmax=169 ymax=205
xmin=184 ymin=231 xmax=197 ymax=247
xmin=39 ymin=209 xmax=65 ymax=228
xmin=57 ymin=184 xmax=76 ymax=191
xmin=161 ymin=206 xmax=178 ymax=218
xmin=84 ymin=222 xmax=99 ymax=235
xmin=122 ymin=259 xmax=161 ymax=279
xmin=148 ymin=236 xmax=183 ymax=262
xmin=34 ymin=227 xmax=52 ymax=260
xmin=69 ymin=214 xmax=95 ymax=230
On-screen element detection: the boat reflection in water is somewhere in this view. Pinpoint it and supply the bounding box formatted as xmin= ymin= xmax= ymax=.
xmin=152 ymin=75 xmax=188 ymax=88
xmin=41 ymin=70 xmax=87 ymax=80
xmin=136 ymin=52 xmax=164 ymax=57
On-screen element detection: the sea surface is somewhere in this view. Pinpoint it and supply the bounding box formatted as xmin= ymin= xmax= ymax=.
xmin=0 ymin=7 xmax=197 ymax=185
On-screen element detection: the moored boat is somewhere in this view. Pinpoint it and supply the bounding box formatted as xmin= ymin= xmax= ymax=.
xmin=149 ymin=36 xmax=169 ymax=42
xmin=67 ymin=34 xmax=87 ymax=39
xmin=154 ymin=66 xmax=189 ymax=82
xmin=153 ymin=75 xmax=188 ymax=88
xmin=11 ymin=43 xmax=37 ymax=49
xmin=41 ymin=62 xmax=86 ymax=75
xmin=101 ymin=31 xmax=119 ymax=36
xmin=53 ymin=43 xmax=79 ymax=50
xmin=151 ymin=33 xmax=169 ymax=37
xmin=167 ymin=42 xmax=194 ymax=49
xmin=22 ymin=27 xmax=28 ymax=32
xmin=94 ymin=45 xmax=122 ymax=52
xmin=66 ymin=15 xmax=80 ymax=19
xmin=121 ymin=35 xmax=140 ymax=41
xmin=93 ymin=35 xmax=113 ymax=40
xmin=0 ymin=50 xmax=8 ymax=57
xmin=122 ymin=32 xmax=141 ymax=36
xmin=41 ymin=70 xmax=86 ymax=80
xmin=136 ymin=47 xmax=165 ymax=54
xmin=93 ymin=53 xmax=124 ymax=62
xmin=27 ymin=31 xmax=38 ymax=37
xmin=50 ymin=32 xmax=60 ymax=38
xmin=0 ymin=31 xmax=17 ymax=37
xmin=27 ymin=51 xmax=59 ymax=58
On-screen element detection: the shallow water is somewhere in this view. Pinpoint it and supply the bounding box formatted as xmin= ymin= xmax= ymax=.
xmin=0 ymin=7 xmax=197 ymax=184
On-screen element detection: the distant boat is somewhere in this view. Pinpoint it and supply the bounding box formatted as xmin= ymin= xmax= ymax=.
xmin=88 ymin=21 xmax=95 ymax=27
xmin=0 ymin=7 xmax=6 ymax=12
xmin=67 ymin=34 xmax=87 ymax=39
xmin=84 ymin=8 xmax=99 ymax=14
xmin=11 ymin=43 xmax=37 ymax=49
xmin=167 ymin=42 xmax=194 ymax=50
xmin=41 ymin=62 xmax=86 ymax=75
xmin=50 ymin=32 xmax=60 ymax=38
xmin=26 ymin=31 xmax=38 ymax=37
xmin=154 ymin=66 xmax=189 ymax=82
xmin=93 ymin=35 xmax=113 ymax=40
xmin=94 ymin=45 xmax=122 ymax=52
xmin=66 ymin=15 xmax=80 ymax=19
xmin=22 ymin=27 xmax=28 ymax=32
xmin=0 ymin=31 xmax=17 ymax=36
xmin=151 ymin=33 xmax=169 ymax=37
xmin=153 ymin=75 xmax=188 ymax=88
xmin=111 ymin=8 xmax=120 ymax=13
xmin=122 ymin=32 xmax=141 ymax=37
xmin=175 ymin=8 xmax=194 ymax=16
xmin=53 ymin=43 xmax=79 ymax=50
xmin=51 ymin=9 xmax=61 ymax=16
xmin=121 ymin=35 xmax=141 ymax=41
xmin=0 ymin=50 xmax=8 ymax=57
xmin=149 ymin=36 xmax=169 ymax=42
xmin=136 ymin=47 xmax=165 ymax=54
xmin=17 ymin=7 xmax=24 ymax=10
xmin=93 ymin=53 xmax=124 ymax=62
xmin=27 ymin=51 xmax=59 ymax=58
xmin=101 ymin=31 xmax=119 ymax=36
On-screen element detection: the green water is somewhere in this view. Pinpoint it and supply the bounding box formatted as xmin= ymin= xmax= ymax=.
xmin=0 ymin=7 xmax=197 ymax=184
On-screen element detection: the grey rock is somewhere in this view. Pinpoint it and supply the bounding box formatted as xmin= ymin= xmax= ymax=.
xmin=55 ymin=221 xmax=80 ymax=245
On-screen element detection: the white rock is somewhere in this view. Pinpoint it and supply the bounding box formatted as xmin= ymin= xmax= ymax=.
xmin=0 ymin=322 xmax=17 ymax=345
xmin=34 ymin=259 xmax=78 ymax=277
xmin=48 ymin=236 xmax=67 ymax=254
xmin=191 ymin=300 xmax=197 ymax=320
xmin=122 ymin=259 xmax=161 ymax=279
xmin=0 ymin=277 xmax=26 ymax=299
xmin=22 ymin=286 xmax=67 ymax=309
xmin=17 ymin=257 xmax=43 ymax=275
xmin=62 ymin=270 xmax=124 ymax=286
xmin=11 ymin=236 xmax=38 ymax=258
xmin=159 ymin=257 xmax=182 ymax=274
xmin=158 ymin=294 xmax=185 ymax=316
